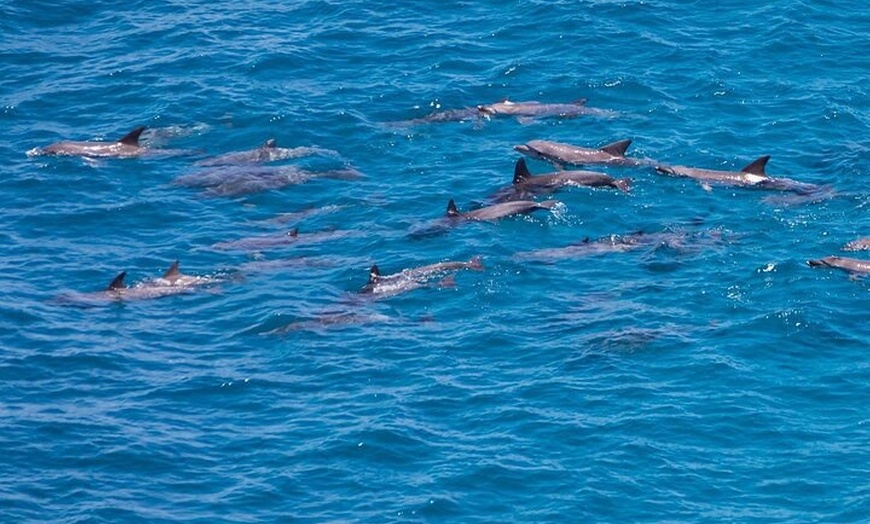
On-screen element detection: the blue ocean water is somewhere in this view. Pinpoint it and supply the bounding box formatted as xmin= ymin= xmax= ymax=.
xmin=1 ymin=0 xmax=868 ymax=521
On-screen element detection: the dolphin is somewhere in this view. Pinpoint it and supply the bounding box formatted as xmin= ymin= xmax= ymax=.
xmin=655 ymin=156 xmax=821 ymax=193
xmin=476 ymin=99 xmax=612 ymax=119
xmin=843 ymin=237 xmax=870 ymax=251
xmin=514 ymin=229 xmax=724 ymax=262
xmin=31 ymin=127 xmax=148 ymax=158
xmin=510 ymin=157 xmax=631 ymax=194
xmin=396 ymin=98 xmax=611 ymax=125
xmin=360 ymin=257 xmax=483 ymax=297
xmin=807 ymin=256 xmax=870 ymax=275
xmin=446 ymin=198 xmax=560 ymax=221
xmin=174 ymin=164 xmax=361 ymax=197
xmin=514 ymin=139 xmax=644 ymax=168
xmin=212 ymin=228 xmax=358 ymax=251
xmin=195 ymin=138 xmax=338 ymax=166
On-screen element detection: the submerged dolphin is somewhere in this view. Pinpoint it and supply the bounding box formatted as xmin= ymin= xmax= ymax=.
xmin=174 ymin=164 xmax=361 ymax=197
xmin=509 ymin=157 xmax=631 ymax=194
xmin=843 ymin=237 xmax=870 ymax=251
xmin=195 ymin=138 xmax=338 ymax=166
xmin=446 ymin=198 xmax=560 ymax=221
xmin=514 ymin=229 xmax=725 ymax=262
xmin=655 ymin=156 xmax=821 ymax=193
xmin=807 ymin=256 xmax=870 ymax=275
xmin=397 ymin=98 xmax=611 ymax=125
xmin=360 ymin=257 xmax=483 ymax=297
xmin=212 ymin=228 xmax=358 ymax=251
xmin=514 ymin=139 xmax=644 ymax=168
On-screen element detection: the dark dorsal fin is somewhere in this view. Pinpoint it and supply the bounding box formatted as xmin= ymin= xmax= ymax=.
xmin=263 ymin=138 xmax=277 ymax=149
xmin=288 ymin=228 xmax=299 ymax=237
xmin=107 ymin=271 xmax=127 ymax=291
xmin=573 ymin=98 xmax=588 ymax=106
xmin=599 ymin=139 xmax=631 ymax=157
xmin=368 ymin=265 xmax=380 ymax=283
xmin=513 ymin=158 xmax=533 ymax=184
xmin=741 ymin=155 xmax=770 ymax=176
xmin=446 ymin=199 xmax=460 ymax=217
xmin=118 ymin=126 xmax=146 ymax=146
xmin=162 ymin=260 xmax=181 ymax=279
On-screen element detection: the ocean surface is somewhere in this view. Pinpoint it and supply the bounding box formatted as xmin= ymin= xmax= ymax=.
xmin=1 ymin=0 xmax=868 ymax=521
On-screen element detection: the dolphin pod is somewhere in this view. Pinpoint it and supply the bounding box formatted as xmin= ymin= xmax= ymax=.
xmin=41 ymin=93 xmax=850 ymax=307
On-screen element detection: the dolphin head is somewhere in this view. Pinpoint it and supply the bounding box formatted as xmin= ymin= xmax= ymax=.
xmin=514 ymin=143 xmax=545 ymax=160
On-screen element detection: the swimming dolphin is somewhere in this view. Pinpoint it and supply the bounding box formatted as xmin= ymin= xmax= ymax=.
xmin=195 ymin=139 xmax=338 ymax=166
xmin=174 ymin=164 xmax=361 ymax=197
xmin=807 ymin=256 xmax=870 ymax=275
xmin=476 ymin=99 xmax=611 ymax=119
xmin=511 ymin=157 xmax=631 ymax=193
xmin=514 ymin=139 xmax=644 ymax=168
xmin=396 ymin=99 xmax=611 ymax=125
xmin=655 ymin=156 xmax=821 ymax=193
xmin=31 ymin=127 xmax=148 ymax=158
xmin=212 ymin=228 xmax=359 ymax=251
xmin=514 ymin=229 xmax=725 ymax=262
xmin=446 ymin=198 xmax=560 ymax=221
xmin=843 ymin=237 xmax=870 ymax=251
xmin=360 ymin=257 xmax=483 ymax=297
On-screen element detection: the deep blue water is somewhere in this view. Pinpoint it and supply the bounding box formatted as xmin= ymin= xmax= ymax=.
xmin=1 ymin=0 xmax=869 ymax=521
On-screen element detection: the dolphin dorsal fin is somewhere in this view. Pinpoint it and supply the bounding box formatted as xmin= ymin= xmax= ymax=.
xmin=118 ymin=126 xmax=146 ymax=146
xmin=600 ymin=139 xmax=631 ymax=157
xmin=107 ymin=271 xmax=127 ymax=291
xmin=741 ymin=155 xmax=770 ymax=176
xmin=573 ymin=98 xmax=588 ymax=106
xmin=446 ymin=199 xmax=460 ymax=217
xmin=162 ymin=260 xmax=181 ymax=279
xmin=263 ymin=138 xmax=277 ymax=149
xmin=368 ymin=265 xmax=380 ymax=284
xmin=513 ymin=158 xmax=532 ymax=184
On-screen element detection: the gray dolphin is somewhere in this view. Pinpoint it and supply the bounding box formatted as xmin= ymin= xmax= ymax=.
xmin=656 ymin=156 xmax=821 ymax=193
xmin=174 ymin=164 xmax=361 ymax=197
xmin=514 ymin=229 xmax=724 ymax=262
xmin=843 ymin=237 xmax=870 ymax=251
xmin=476 ymin=99 xmax=612 ymax=119
xmin=397 ymin=98 xmax=610 ymax=125
xmin=446 ymin=198 xmax=560 ymax=221
xmin=212 ymin=228 xmax=358 ymax=251
xmin=807 ymin=256 xmax=870 ymax=274
xmin=514 ymin=139 xmax=644 ymax=168
xmin=361 ymin=257 xmax=483 ymax=297
xmin=32 ymin=127 xmax=147 ymax=158
xmin=195 ymin=138 xmax=338 ymax=166
xmin=511 ymin=157 xmax=631 ymax=194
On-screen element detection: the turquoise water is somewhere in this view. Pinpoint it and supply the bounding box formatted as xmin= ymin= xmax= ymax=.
xmin=2 ymin=1 xmax=869 ymax=521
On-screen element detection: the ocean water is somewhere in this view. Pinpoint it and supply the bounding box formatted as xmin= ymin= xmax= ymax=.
xmin=1 ymin=0 xmax=868 ymax=521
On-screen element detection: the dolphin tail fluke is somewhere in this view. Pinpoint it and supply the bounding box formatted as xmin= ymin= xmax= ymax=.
xmin=162 ymin=260 xmax=181 ymax=279
xmin=118 ymin=126 xmax=146 ymax=146
xmin=446 ymin=199 xmax=460 ymax=217
xmin=537 ymin=200 xmax=561 ymax=210
xmin=513 ymin=158 xmax=532 ymax=184
xmin=614 ymin=178 xmax=632 ymax=193
xmin=600 ymin=139 xmax=632 ymax=157
xmin=107 ymin=271 xmax=127 ymax=291
xmin=741 ymin=155 xmax=770 ymax=176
